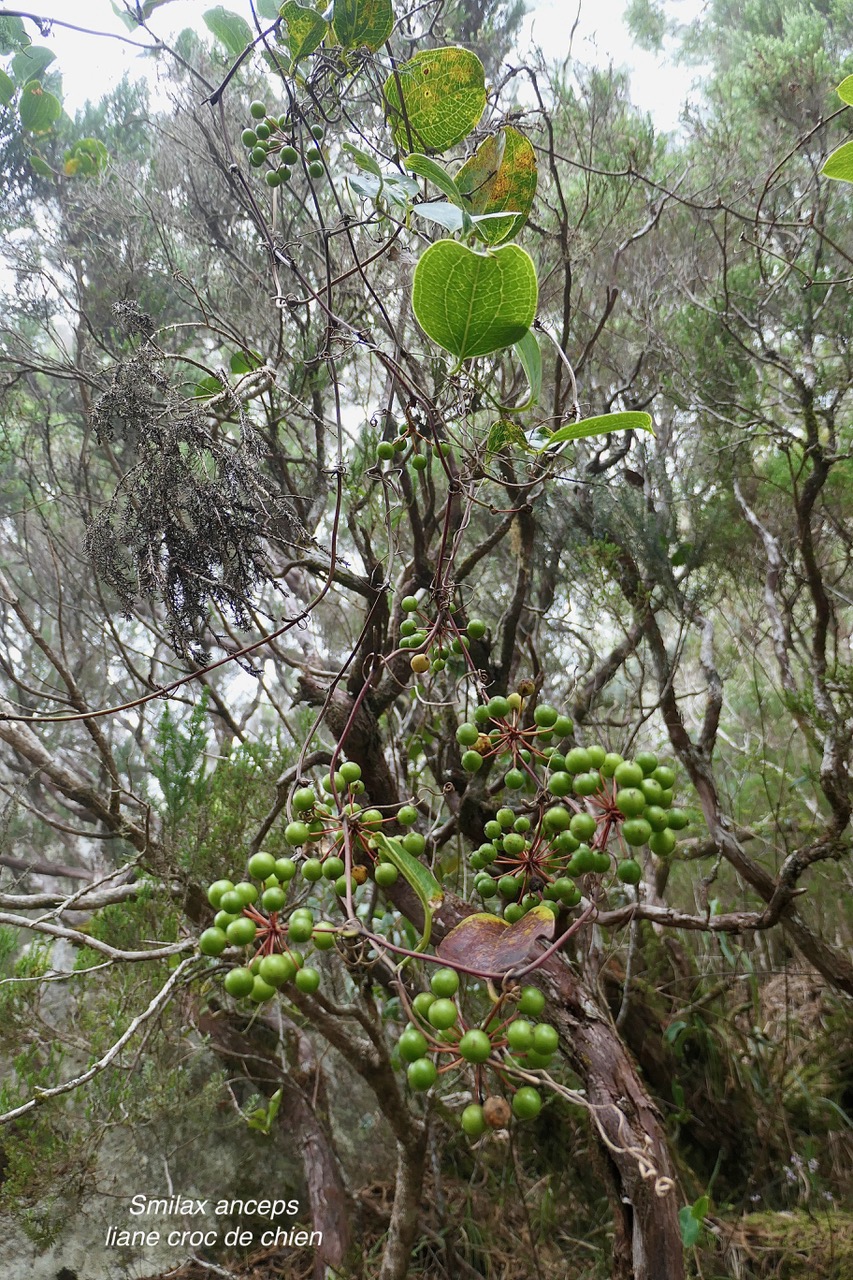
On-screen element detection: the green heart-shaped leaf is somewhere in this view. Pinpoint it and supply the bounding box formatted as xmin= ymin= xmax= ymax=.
xmin=836 ymin=75 xmax=853 ymax=106
xmin=383 ymin=47 xmax=485 ymax=153
xmin=202 ymin=6 xmax=252 ymax=57
xmin=280 ymin=1 xmax=327 ymax=62
xmin=412 ymin=241 xmax=538 ymax=360
xmin=334 ymin=0 xmax=394 ymax=51
xmin=822 ymin=139 xmax=853 ymax=183
xmin=456 ymin=126 xmax=538 ymax=245
xmin=18 ymin=81 xmax=61 ymax=133
xmin=11 ymin=45 xmax=55 ymax=86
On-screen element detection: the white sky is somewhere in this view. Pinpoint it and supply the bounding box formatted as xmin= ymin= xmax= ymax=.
xmin=13 ymin=0 xmax=708 ymax=132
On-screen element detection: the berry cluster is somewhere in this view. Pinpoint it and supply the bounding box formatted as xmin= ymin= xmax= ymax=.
xmin=197 ymin=761 xmax=433 ymax=1001
xmin=240 ymin=100 xmax=325 ymax=187
xmin=457 ymin=691 xmax=688 ymax=913
xmin=402 ymin=972 xmax=554 ymax=1129
xmin=375 ymin=432 xmax=453 ymax=470
xmin=397 ymin=593 xmax=485 ymax=677
xmin=199 ymin=853 xmax=335 ymax=1004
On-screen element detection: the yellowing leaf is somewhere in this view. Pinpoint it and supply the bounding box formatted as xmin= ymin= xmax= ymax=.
xmin=383 ymin=47 xmax=485 ymax=153
xmin=456 ymin=126 xmax=538 ymax=245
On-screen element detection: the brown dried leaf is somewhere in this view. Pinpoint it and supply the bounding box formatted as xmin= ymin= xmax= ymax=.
xmin=437 ymin=905 xmax=555 ymax=974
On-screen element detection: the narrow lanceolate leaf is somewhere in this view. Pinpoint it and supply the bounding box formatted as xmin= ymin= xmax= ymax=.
xmin=822 ymin=139 xmax=853 ymax=183
xmin=202 ymin=7 xmax=253 ymax=57
xmin=342 ymin=141 xmax=382 ymax=176
xmin=18 ymin=81 xmax=62 ymax=133
xmin=404 ymin=153 xmax=463 ymax=205
xmin=508 ymin=328 xmax=542 ymax=409
xmin=836 ymin=75 xmax=853 ymax=106
xmin=437 ymin=906 xmax=555 ymax=974
xmin=383 ymin=47 xmax=485 ymax=153
xmin=372 ymin=833 xmax=443 ymax=951
xmin=333 ymin=0 xmax=394 ymax=51
xmin=280 ymin=1 xmax=328 ymax=62
xmin=412 ymin=241 xmax=538 ymax=360
xmin=456 ymin=126 xmax=538 ymax=245
xmin=539 ymin=410 xmax=654 ymax=450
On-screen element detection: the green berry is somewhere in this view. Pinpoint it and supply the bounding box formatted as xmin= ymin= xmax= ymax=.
xmin=259 ymin=953 xmax=296 ymax=987
xmin=280 ymin=144 xmax=298 ymax=164
xmin=312 ymin=923 xmax=336 ymax=950
xmin=532 ymin=1023 xmax=558 ymax=1055
xmin=412 ymin=992 xmax=435 ymax=1020
xmin=459 ymin=1030 xmax=492 ymax=1063
xmin=225 ymin=917 xmax=257 ymax=947
xmin=512 ymin=1086 xmax=542 ymax=1120
xmin=308 ymin=161 xmax=324 ymax=179
xmin=262 ymin=886 xmax=287 ymax=912
xmin=616 ymin=788 xmax=647 ymax=818
xmin=466 ymin=618 xmax=487 ymax=640
xmin=241 ymin=128 xmax=257 ymax=147
xmin=301 ymin=857 xmax=323 ymax=882
xmin=248 ymin=852 xmax=276 ymax=880
xmin=199 ymin=927 xmax=228 ymax=957
xmin=518 ymin=986 xmax=545 ymax=1017
xmin=374 ymin=862 xmax=398 ymax=887
xmin=430 ymin=967 xmax=460 ymax=998
xmin=295 ymin=966 xmax=321 ymax=993
xmin=614 ymin=761 xmax=644 ymax=788
xmin=311 ymin=123 xmax=325 ymax=140
xmin=407 ymin=1057 xmax=437 ymax=1091
xmin=617 ymin=858 xmax=643 ymax=884
xmin=622 ymin=819 xmax=652 ymax=847
xmin=569 ymin=812 xmax=596 ymax=842
xmin=207 ymin=879 xmax=235 ymax=909
xmin=649 ymin=828 xmax=677 ymax=856
xmin=461 ymin=1103 xmax=487 ymax=1137
xmin=426 ymin=998 xmax=458 ymax=1030
xmin=249 ymin=100 xmax=267 ymax=120
xmin=506 ymin=1019 xmax=534 ymax=1051
xmin=402 ymin=831 xmax=426 ymax=856
xmin=285 ymin=820 xmax=311 ymax=846
xmin=462 ymin=750 xmax=483 ymax=773
xmin=224 ymin=967 xmax=255 ymax=998
xmin=565 ymin=747 xmax=592 ymax=774
xmin=398 ymin=1027 xmax=428 ymax=1062
xmin=250 ymin=976 xmax=277 ymax=1003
